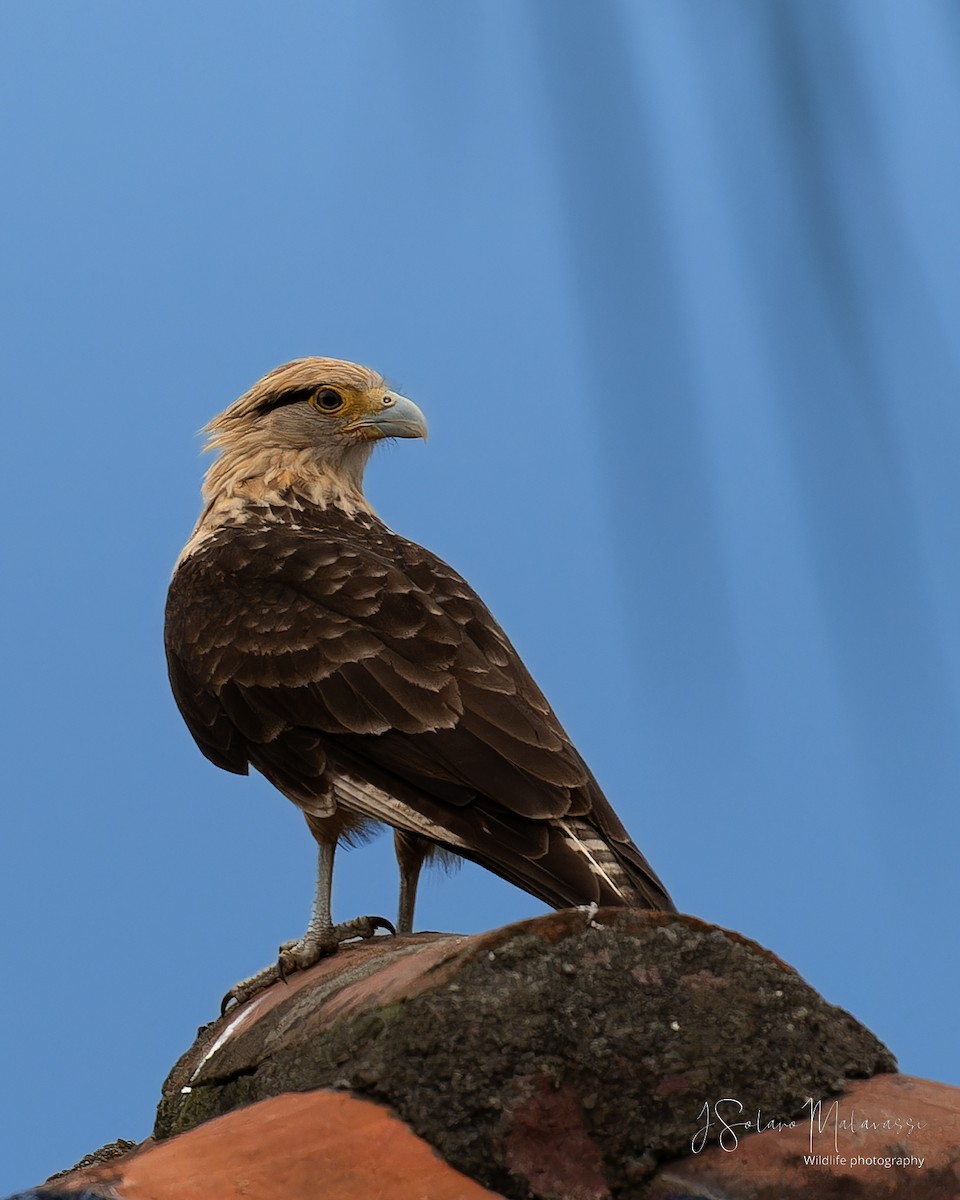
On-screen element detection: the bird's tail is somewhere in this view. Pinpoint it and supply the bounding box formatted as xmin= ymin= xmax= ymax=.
xmin=554 ymin=817 xmax=676 ymax=912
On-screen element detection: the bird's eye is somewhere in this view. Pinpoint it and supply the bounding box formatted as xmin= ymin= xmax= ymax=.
xmin=311 ymin=387 xmax=345 ymax=413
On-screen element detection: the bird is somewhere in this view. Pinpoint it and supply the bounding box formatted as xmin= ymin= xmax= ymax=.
xmin=164 ymin=357 xmax=675 ymax=1008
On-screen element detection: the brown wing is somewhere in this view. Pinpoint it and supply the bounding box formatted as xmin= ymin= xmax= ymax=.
xmin=164 ymin=516 xmax=674 ymax=911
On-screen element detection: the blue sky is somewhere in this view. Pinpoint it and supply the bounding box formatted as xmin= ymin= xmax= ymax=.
xmin=3 ymin=2 xmax=960 ymax=1191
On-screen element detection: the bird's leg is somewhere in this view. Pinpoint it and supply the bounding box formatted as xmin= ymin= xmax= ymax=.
xmin=221 ymin=839 xmax=394 ymax=1014
xmin=393 ymin=830 xmax=430 ymax=934
xmin=278 ymin=840 xmax=395 ymax=972
xmin=278 ymin=838 xmax=336 ymax=960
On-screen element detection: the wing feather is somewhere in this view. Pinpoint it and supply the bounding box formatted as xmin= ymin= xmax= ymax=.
xmin=164 ymin=512 xmax=673 ymax=910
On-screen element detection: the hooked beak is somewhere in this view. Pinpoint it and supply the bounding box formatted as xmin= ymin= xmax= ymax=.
xmin=346 ymin=393 xmax=428 ymax=441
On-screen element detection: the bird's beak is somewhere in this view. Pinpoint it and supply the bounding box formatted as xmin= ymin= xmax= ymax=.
xmin=346 ymin=393 xmax=429 ymax=441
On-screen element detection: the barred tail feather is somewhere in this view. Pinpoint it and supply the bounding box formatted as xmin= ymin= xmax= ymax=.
xmin=556 ymin=817 xmax=676 ymax=912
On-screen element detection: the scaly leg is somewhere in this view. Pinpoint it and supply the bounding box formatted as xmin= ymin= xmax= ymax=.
xmin=221 ymin=839 xmax=394 ymax=1013
xmin=394 ymin=829 xmax=429 ymax=934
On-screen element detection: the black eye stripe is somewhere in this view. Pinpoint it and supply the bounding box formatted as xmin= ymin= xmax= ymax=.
xmin=255 ymin=386 xmax=318 ymax=415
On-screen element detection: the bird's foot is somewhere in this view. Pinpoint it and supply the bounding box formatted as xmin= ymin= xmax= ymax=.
xmin=278 ymin=914 xmax=395 ymax=977
xmin=221 ymin=914 xmax=395 ymax=1015
xmin=220 ymin=962 xmax=285 ymax=1014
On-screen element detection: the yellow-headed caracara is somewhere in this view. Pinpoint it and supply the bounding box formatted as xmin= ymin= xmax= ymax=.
xmin=165 ymin=358 xmax=675 ymax=1007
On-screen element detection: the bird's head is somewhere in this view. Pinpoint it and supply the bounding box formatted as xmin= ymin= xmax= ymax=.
xmin=201 ymin=357 xmax=427 ymax=504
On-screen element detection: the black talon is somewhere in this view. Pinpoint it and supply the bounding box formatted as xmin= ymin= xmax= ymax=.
xmin=324 ymin=913 xmax=396 ymax=942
